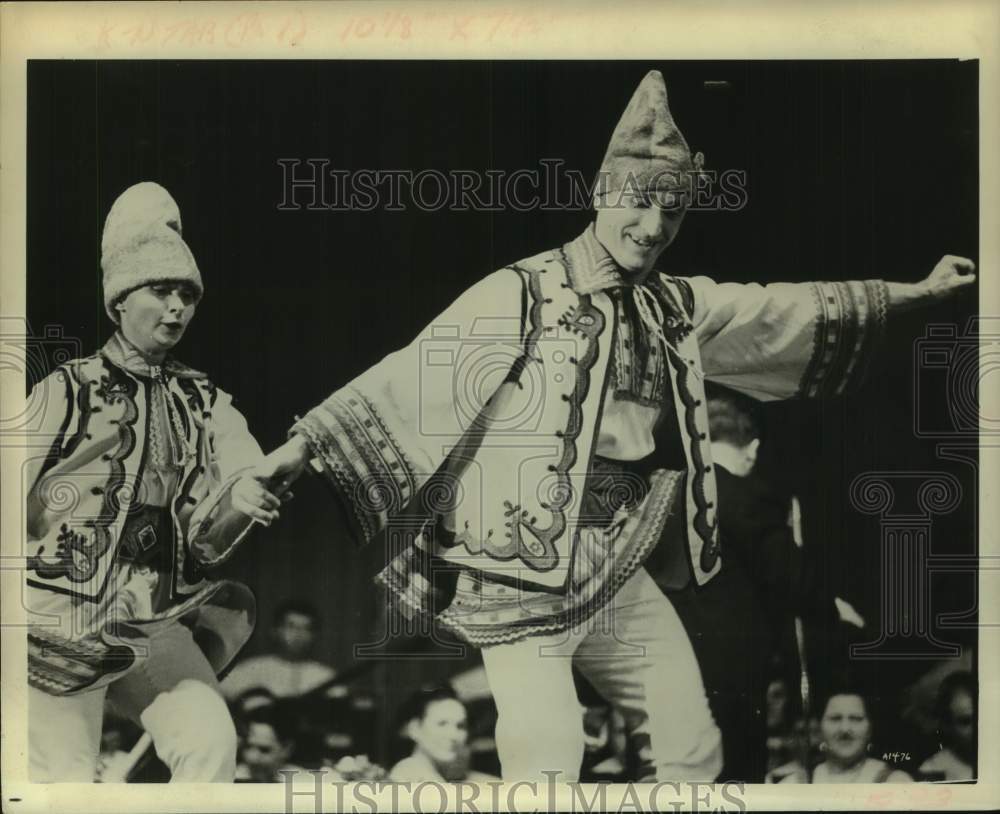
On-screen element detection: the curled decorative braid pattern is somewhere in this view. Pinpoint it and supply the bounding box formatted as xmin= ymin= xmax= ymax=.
xmin=535 ymin=473 xmax=576 ymax=513
xmin=666 ymin=350 xmax=717 ymax=567
xmin=494 ymin=258 xmax=606 ymax=571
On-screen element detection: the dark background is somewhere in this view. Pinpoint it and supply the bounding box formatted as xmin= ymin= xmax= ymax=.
xmin=26 ymin=60 xmax=979 ymax=755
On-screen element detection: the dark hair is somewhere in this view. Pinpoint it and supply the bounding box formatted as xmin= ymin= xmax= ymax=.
xmin=819 ymin=688 xmax=872 ymax=722
xmin=394 ymin=686 xmax=463 ymax=735
xmin=935 ymin=670 xmax=975 ymax=723
xmin=705 ymin=385 xmax=763 ymax=447
xmin=273 ymin=599 xmax=320 ymax=626
xmin=388 ymin=686 xmax=464 ymax=764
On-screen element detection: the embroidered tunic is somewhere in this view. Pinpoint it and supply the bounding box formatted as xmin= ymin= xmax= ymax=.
xmin=25 ymin=333 xmax=264 ymax=694
xmin=294 ymin=225 xmax=888 ymax=646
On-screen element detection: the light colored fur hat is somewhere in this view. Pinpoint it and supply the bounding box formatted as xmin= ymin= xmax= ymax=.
xmin=596 ymin=70 xmax=704 ymax=201
xmin=101 ymin=182 xmax=203 ymax=323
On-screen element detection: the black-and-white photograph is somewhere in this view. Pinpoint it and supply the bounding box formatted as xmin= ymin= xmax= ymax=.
xmin=2 ymin=6 xmax=995 ymax=810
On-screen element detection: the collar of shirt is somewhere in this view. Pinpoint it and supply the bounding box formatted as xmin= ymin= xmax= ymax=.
xmin=101 ymin=331 xmax=205 ymax=380
xmin=563 ymin=223 xmax=655 ymax=295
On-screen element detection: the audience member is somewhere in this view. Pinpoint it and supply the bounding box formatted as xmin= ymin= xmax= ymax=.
xmin=223 ymin=600 xmax=336 ymax=699
xmin=918 ymin=670 xmax=976 ymax=781
xmin=236 ymin=707 xmax=302 ymax=782
xmin=764 ymin=676 xmax=802 ymax=775
xmin=389 ymin=687 xmax=498 ymax=783
xmin=778 ymin=691 xmax=912 ymax=783
xmin=661 ymin=387 xmax=865 ymax=782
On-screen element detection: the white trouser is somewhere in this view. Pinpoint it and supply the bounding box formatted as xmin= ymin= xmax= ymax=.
xmin=30 ymin=678 xmax=236 ymax=782
xmin=481 ymin=568 xmax=722 ymax=783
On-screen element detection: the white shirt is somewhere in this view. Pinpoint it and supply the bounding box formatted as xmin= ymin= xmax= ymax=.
xmin=221 ymin=654 xmax=335 ymax=699
xmin=919 ymin=748 xmax=973 ymax=781
xmin=596 ymin=396 xmax=660 ymax=460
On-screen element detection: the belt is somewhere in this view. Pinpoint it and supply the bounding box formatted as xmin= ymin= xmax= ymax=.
xmin=117 ymin=504 xmax=174 ymax=571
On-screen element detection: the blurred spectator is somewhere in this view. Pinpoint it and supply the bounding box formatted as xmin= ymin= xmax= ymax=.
xmin=223 ymin=600 xmax=336 ymax=699
xmin=325 ymin=754 xmax=386 ymax=782
xmin=449 ymin=664 xmax=500 ymax=777
xmin=236 ymin=707 xmax=302 ymax=782
xmin=389 ymin=687 xmax=498 ymax=783
xmin=764 ymin=676 xmax=802 ymax=775
xmin=778 ymin=691 xmax=912 ymax=783
xmin=900 ymin=651 xmax=974 ymax=734
xmin=766 ymin=716 xmax=823 ymax=783
xmin=660 ymin=387 xmax=865 ymax=782
xmin=918 ymin=670 xmax=976 ymax=781
xmin=231 ymin=687 xmax=279 ymax=718
xmin=285 ymin=688 xmax=377 ymax=767
xmin=581 ymin=704 xmax=628 ymax=782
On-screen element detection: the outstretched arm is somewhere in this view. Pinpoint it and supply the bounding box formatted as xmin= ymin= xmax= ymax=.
xmin=186 ymin=388 xmax=281 ymax=564
xmin=885 ymin=255 xmax=976 ymax=313
xmin=267 ymin=268 xmax=526 ymax=547
xmin=253 ymin=434 xmax=312 ymax=491
xmin=688 ymin=253 xmax=977 ymax=401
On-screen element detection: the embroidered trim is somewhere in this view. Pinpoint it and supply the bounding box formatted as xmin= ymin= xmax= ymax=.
xmin=28 ymin=360 xmax=139 ymax=593
xmin=63 ymin=359 xmax=97 ymax=460
xmin=293 ymin=411 xmax=376 ymax=543
xmin=653 ymin=277 xmax=696 ymax=343
xmin=610 ymin=292 xmax=668 ymax=406
xmin=294 ymin=385 xmax=420 ymax=546
xmin=798 ymin=280 xmax=887 ymax=398
xmin=868 ymin=278 xmax=889 ymax=328
xmin=664 ymin=275 xmax=696 ymax=319
xmin=173 ymin=378 xmax=211 ymax=595
xmin=823 ymin=281 xmax=862 ymax=397
xmin=666 ymin=347 xmax=718 ymax=571
xmin=410 ymin=470 xmax=684 ymax=646
xmin=355 ymin=389 xmax=419 ymax=494
xmin=798 ymin=282 xmax=828 ymax=397
xmin=33 ymin=365 xmax=79 ymax=490
xmin=849 ymin=279 xmax=889 ymax=390
xmin=464 ymin=262 xmax=605 ymax=571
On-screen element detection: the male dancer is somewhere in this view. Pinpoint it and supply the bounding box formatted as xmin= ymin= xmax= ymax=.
xmin=26 ymin=182 xmax=283 ymax=781
xmin=252 ymin=71 xmax=975 ymax=781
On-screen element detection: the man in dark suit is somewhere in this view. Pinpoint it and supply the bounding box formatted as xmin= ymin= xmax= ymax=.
xmin=654 ymin=386 xmax=864 ymax=782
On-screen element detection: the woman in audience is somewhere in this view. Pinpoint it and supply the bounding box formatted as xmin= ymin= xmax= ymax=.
xmin=779 ymin=690 xmax=912 ymax=783
xmin=389 ymin=687 xmax=497 ymax=782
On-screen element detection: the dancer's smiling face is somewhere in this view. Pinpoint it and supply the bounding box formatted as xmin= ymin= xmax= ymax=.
xmin=593 ymin=188 xmax=687 ymax=277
